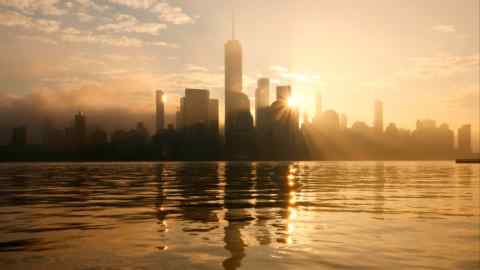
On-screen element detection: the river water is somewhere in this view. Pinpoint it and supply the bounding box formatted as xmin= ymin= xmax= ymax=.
xmin=0 ymin=161 xmax=478 ymax=270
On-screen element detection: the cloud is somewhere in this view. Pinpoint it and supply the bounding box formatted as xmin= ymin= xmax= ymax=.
xmin=432 ymin=25 xmax=456 ymax=33
xmin=97 ymin=13 xmax=167 ymax=35
xmin=150 ymin=41 xmax=178 ymax=48
xmin=397 ymin=54 xmax=480 ymax=79
xmin=17 ymin=35 xmax=58 ymax=45
xmin=36 ymin=18 xmax=61 ymax=32
xmin=185 ymin=64 xmax=208 ymax=72
xmin=0 ymin=65 xmax=226 ymax=144
xmin=105 ymin=0 xmax=157 ymax=9
xmin=268 ymin=65 xmax=325 ymax=86
xmin=443 ymin=88 xmax=480 ymax=111
xmin=77 ymin=12 xmax=95 ymax=22
xmin=0 ymin=88 xmax=159 ymax=145
xmin=76 ymin=0 xmax=109 ymax=12
xmin=0 ymin=11 xmax=61 ymax=33
xmin=269 ymin=65 xmax=289 ymax=73
xmin=101 ymin=1 xmax=195 ymax=25
xmin=61 ymin=33 xmax=145 ymax=47
xmin=152 ymin=2 xmax=195 ymax=25
xmin=62 ymin=27 xmax=83 ymax=35
xmin=0 ymin=0 xmax=66 ymax=15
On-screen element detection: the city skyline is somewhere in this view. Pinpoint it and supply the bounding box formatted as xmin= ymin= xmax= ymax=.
xmin=0 ymin=0 xmax=478 ymax=150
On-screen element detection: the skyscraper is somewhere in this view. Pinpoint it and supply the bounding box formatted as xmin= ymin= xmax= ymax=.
xmin=255 ymin=78 xmax=270 ymax=130
xmin=176 ymin=97 xmax=186 ymax=130
xmin=374 ymin=100 xmax=383 ymax=134
xmin=156 ymin=90 xmax=165 ymax=133
xmin=224 ymin=10 xmax=254 ymax=159
xmin=183 ymin=89 xmax=210 ymax=128
xmin=276 ymin=85 xmax=291 ymax=102
xmin=458 ymin=124 xmax=472 ymax=154
xmin=225 ymin=25 xmax=243 ymax=135
xmin=270 ymin=85 xmax=300 ymax=159
xmin=208 ymin=99 xmax=219 ymax=134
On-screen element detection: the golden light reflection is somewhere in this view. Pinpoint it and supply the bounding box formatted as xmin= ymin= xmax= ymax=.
xmin=289 ymin=193 xmax=296 ymax=206
xmin=286 ymin=207 xmax=297 ymax=245
xmin=288 ymin=207 xmax=297 ymax=220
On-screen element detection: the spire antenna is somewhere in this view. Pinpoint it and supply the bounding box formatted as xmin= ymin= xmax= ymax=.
xmin=231 ymin=1 xmax=235 ymax=40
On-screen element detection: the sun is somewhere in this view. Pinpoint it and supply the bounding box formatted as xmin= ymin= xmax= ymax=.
xmin=287 ymin=96 xmax=302 ymax=108
xmin=287 ymin=97 xmax=298 ymax=108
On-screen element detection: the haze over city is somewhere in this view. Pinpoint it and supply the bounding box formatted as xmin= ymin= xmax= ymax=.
xmin=1 ymin=2 xmax=480 ymax=270
xmin=0 ymin=0 xmax=478 ymax=151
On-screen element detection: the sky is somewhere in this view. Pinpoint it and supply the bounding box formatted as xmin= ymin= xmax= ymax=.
xmin=0 ymin=0 xmax=479 ymax=149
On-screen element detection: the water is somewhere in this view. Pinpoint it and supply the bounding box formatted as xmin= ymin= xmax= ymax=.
xmin=0 ymin=161 xmax=478 ymax=270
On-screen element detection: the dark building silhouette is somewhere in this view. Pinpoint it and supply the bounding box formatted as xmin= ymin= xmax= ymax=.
xmin=224 ymin=28 xmax=243 ymax=143
xmin=255 ymin=78 xmax=270 ymax=131
xmin=10 ymin=126 xmax=27 ymax=147
xmin=172 ymin=88 xmax=221 ymax=160
xmin=156 ymin=90 xmax=165 ymax=134
xmin=90 ymin=127 xmax=108 ymax=146
xmin=135 ymin=122 xmax=149 ymax=144
xmin=73 ymin=112 xmax=87 ymax=150
xmin=208 ymin=99 xmax=219 ymax=135
xmin=183 ymin=89 xmax=210 ymax=128
xmin=176 ymin=97 xmax=185 ymax=130
xmin=42 ymin=118 xmax=66 ymax=151
xmin=223 ymin=14 xmax=255 ymax=160
xmin=458 ymin=124 xmax=472 ymax=154
xmin=268 ymin=86 xmax=301 ymax=159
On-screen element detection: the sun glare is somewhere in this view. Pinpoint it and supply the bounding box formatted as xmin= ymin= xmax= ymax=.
xmin=288 ymin=96 xmax=301 ymax=108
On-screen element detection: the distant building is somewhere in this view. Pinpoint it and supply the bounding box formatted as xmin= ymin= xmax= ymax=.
xmin=276 ymin=85 xmax=291 ymax=102
xmin=270 ymin=85 xmax=300 ymax=159
xmin=208 ymin=99 xmax=219 ymax=134
xmin=374 ymin=100 xmax=383 ymax=134
xmin=183 ymin=89 xmax=210 ymax=128
xmin=176 ymin=97 xmax=186 ymax=130
xmin=439 ymin=123 xmax=454 ymax=152
xmin=317 ymin=110 xmax=340 ymax=132
xmin=351 ymin=121 xmax=370 ymax=134
xmin=340 ymin=113 xmax=348 ymax=130
xmin=156 ymin=90 xmax=165 ymax=134
xmin=90 ymin=127 xmax=108 ymax=146
xmin=42 ymin=118 xmax=66 ymax=151
xmin=412 ymin=119 xmax=454 ymax=157
xmin=255 ymin=78 xmax=270 ymax=130
xmin=385 ymin=123 xmax=399 ymax=136
xmin=10 ymin=126 xmax=27 ymax=146
xmin=458 ymin=124 xmax=472 ymax=154
xmin=416 ymin=119 xmax=436 ymax=130
xmin=73 ymin=112 xmax=87 ymax=149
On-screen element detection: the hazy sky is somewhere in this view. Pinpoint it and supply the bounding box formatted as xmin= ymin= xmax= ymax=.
xmin=0 ymin=0 xmax=478 ymax=147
